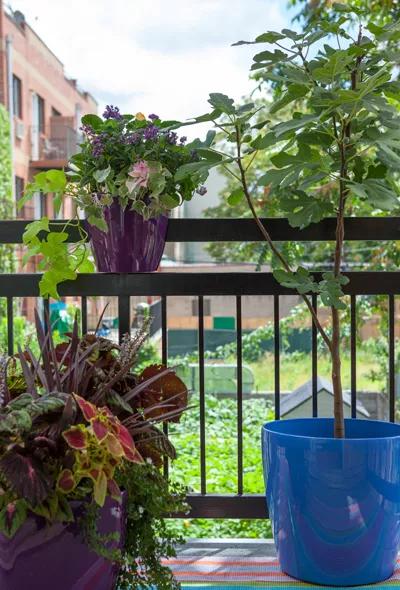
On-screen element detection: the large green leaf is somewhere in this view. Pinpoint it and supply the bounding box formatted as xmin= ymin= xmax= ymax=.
xmin=270 ymin=84 xmax=310 ymax=114
xmin=351 ymin=179 xmax=399 ymax=210
xmin=208 ymin=93 xmax=235 ymax=114
xmin=280 ymin=191 xmax=334 ymax=229
xmin=318 ymin=273 xmax=349 ymax=310
xmin=272 ymin=114 xmax=316 ymax=138
xmin=273 ymin=267 xmax=319 ymax=295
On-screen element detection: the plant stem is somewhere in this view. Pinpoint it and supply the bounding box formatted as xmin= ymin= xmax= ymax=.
xmin=234 ymin=126 xmax=332 ymax=353
xmin=331 ymin=25 xmax=363 ymax=438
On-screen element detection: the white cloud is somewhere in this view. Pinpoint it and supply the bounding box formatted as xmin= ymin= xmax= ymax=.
xmin=10 ymin=0 xmax=290 ymax=132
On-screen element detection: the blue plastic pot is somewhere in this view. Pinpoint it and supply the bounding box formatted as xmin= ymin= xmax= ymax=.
xmin=262 ymin=418 xmax=400 ymax=586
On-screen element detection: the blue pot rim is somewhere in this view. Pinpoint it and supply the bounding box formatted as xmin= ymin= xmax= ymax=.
xmin=262 ymin=417 xmax=400 ymax=441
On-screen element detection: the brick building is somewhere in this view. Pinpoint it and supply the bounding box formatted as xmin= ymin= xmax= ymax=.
xmin=0 ymin=2 xmax=97 ymax=220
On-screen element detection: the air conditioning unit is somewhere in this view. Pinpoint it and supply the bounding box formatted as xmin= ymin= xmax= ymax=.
xmin=15 ymin=120 xmax=24 ymax=140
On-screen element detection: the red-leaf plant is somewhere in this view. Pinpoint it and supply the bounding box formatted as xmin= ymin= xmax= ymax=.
xmin=0 ymin=310 xmax=188 ymax=538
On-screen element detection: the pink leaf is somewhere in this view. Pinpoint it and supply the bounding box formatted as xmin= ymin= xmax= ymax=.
xmin=105 ymin=434 xmax=124 ymax=458
xmin=74 ymin=395 xmax=97 ymax=422
xmin=57 ymin=469 xmax=76 ymax=493
xmin=63 ymin=426 xmax=88 ymax=450
xmin=107 ymin=479 xmax=122 ymax=503
xmin=92 ymin=419 xmax=108 ymax=442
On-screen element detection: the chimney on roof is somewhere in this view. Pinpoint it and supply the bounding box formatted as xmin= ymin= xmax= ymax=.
xmin=13 ymin=10 xmax=25 ymax=29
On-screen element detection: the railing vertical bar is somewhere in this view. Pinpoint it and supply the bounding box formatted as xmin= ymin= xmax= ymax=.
xmin=274 ymin=295 xmax=280 ymax=420
xmin=198 ymin=296 xmax=206 ymax=494
xmin=81 ymin=296 xmax=88 ymax=334
xmin=118 ymin=296 xmax=131 ymax=344
xmin=389 ymin=294 xmax=395 ymax=423
xmin=350 ymin=295 xmax=357 ymax=419
xmin=6 ymin=297 xmax=13 ymax=356
xmin=236 ymin=296 xmax=243 ymax=496
xmin=161 ymin=295 xmax=169 ymax=479
xmin=312 ymin=294 xmax=318 ymax=417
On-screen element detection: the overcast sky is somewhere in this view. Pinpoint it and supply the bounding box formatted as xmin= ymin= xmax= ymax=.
xmin=9 ymin=0 xmax=294 ymax=127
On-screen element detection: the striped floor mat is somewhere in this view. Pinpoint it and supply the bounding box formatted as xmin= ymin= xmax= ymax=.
xmin=164 ymin=556 xmax=400 ymax=589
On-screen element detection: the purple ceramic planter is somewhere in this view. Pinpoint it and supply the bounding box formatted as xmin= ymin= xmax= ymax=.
xmin=85 ymin=200 xmax=168 ymax=273
xmin=0 ymin=494 xmax=127 ymax=590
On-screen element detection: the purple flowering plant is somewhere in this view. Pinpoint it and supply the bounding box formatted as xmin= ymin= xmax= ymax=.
xmin=65 ymin=108 xmax=208 ymax=227
xmin=19 ymin=108 xmax=211 ymax=297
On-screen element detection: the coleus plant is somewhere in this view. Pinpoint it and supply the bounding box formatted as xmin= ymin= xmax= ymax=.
xmin=19 ymin=108 xmax=212 ymax=298
xmin=175 ymin=6 xmax=400 ymax=437
xmin=0 ymin=310 xmax=188 ymax=538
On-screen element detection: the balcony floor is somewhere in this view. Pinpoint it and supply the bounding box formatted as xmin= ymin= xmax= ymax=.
xmin=169 ymin=539 xmax=282 ymax=586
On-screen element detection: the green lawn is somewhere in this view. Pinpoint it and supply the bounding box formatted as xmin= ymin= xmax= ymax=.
xmin=249 ymin=348 xmax=383 ymax=393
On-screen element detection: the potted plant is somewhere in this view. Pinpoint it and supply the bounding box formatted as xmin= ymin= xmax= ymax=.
xmin=0 ymin=311 xmax=188 ymax=589
xmin=20 ymin=108 xmax=210 ymax=298
xmin=177 ymin=7 xmax=400 ymax=585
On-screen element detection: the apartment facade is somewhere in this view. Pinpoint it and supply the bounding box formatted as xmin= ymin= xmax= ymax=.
xmin=0 ymin=3 xmax=97 ymax=220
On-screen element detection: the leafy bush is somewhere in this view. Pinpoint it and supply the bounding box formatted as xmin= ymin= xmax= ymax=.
xmin=168 ymin=395 xmax=274 ymax=538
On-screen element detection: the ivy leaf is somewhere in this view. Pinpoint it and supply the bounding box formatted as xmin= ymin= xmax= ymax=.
xmin=273 ymin=267 xmax=319 ymax=295
xmin=280 ymin=191 xmax=334 ymax=229
xmin=207 ymin=93 xmax=235 ymax=114
xmin=318 ymin=273 xmax=349 ymax=310
xmin=22 ymin=218 xmax=50 ymax=244
xmin=93 ymin=165 xmax=111 ymax=183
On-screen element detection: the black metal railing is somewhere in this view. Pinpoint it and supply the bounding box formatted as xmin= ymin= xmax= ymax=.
xmin=1 ymin=217 xmax=400 ymax=518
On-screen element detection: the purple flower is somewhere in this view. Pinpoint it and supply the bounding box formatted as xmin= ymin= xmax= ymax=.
xmin=91 ymin=132 xmax=107 ymax=158
xmin=190 ymin=149 xmax=199 ymax=161
xmin=148 ymin=114 xmax=159 ymax=120
xmin=166 ymin=131 xmax=178 ymax=145
xmin=196 ymin=185 xmax=207 ymax=196
xmin=80 ymin=124 xmax=94 ymax=137
xmin=124 ymin=132 xmax=141 ymax=145
xmin=179 ymin=136 xmax=187 ymax=145
xmin=103 ymin=105 xmax=123 ymax=120
xmin=143 ymin=125 xmax=159 ymax=140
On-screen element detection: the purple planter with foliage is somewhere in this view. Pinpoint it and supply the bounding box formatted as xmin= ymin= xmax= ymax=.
xmin=85 ymin=200 xmax=168 ymax=273
xmin=0 ymin=494 xmax=126 ymax=590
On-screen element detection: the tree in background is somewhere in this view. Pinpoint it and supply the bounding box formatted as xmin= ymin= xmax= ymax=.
xmin=290 ymin=0 xmax=400 ymax=26
xmin=0 ymin=103 xmax=16 ymax=320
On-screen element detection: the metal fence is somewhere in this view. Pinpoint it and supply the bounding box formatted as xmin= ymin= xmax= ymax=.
xmin=1 ymin=217 xmax=400 ymax=518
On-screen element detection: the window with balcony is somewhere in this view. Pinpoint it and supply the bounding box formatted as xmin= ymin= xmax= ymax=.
xmin=12 ymin=75 xmax=22 ymax=118
xmin=38 ymin=95 xmax=45 ymax=132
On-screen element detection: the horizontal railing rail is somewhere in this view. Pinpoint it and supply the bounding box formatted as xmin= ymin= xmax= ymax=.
xmin=1 ymin=217 xmax=400 ymax=519
xmin=2 ymin=217 xmax=400 ymax=243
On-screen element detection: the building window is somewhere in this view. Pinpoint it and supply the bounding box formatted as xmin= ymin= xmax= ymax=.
xmin=15 ymin=175 xmax=24 ymax=203
xmin=33 ymin=192 xmax=47 ymax=218
xmin=51 ymin=107 xmax=61 ymax=117
xmin=38 ymin=95 xmax=45 ymax=132
xmin=12 ymin=75 xmax=22 ymax=118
